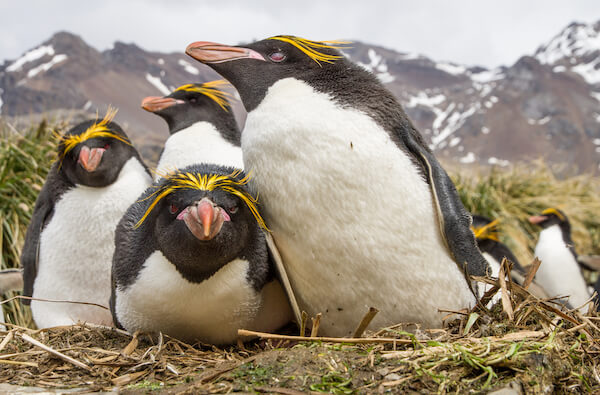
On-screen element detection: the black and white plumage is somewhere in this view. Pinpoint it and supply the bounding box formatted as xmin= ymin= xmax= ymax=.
xmin=141 ymin=80 xmax=243 ymax=177
xmin=110 ymin=164 xmax=292 ymax=344
xmin=21 ymin=112 xmax=152 ymax=328
xmin=186 ymin=36 xmax=488 ymax=335
xmin=529 ymin=208 xmax=591 ymax=309
xmin=472 ymin=215 xmax=524 ymax=278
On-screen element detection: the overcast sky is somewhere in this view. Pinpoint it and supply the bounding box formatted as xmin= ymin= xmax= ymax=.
xmin=0 ymin=1 xmax=598 ymax=68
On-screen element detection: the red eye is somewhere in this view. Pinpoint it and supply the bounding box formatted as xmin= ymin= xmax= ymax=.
xmin=169 ymin=204 xmax=178 ymax=214
xmin=269 ymin=52 xmax=286 ymax=62
xmin=229 ymin=205 xmax=238 ymax=214
xmin=104 ymin=143 xmax=110 ymax=149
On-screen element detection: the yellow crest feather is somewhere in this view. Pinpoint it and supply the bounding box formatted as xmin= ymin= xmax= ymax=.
xmin=541 ymin=208 xmax=565 ymax=221
xmin=471 ymin=218 xmax=500 ymax=242
xmin=134 ymin=169 xmax=269 ymax=231
xmin=58 ymin=107 xmax=130 ymax=166
xmin=268 ymin=35 xmax=351 ymax=66
xmin=174 ymin=80 xmax=233 ymax=111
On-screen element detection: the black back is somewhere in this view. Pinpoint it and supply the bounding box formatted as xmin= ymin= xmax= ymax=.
xmin=21 ymin=119 xmax=147 ymax=304
xmin=110 ymin=164 xmax=270 ymax=325
xmin=150 ymin=85 xmax=240 ymax=145
xmin=194 ymin=36 xmax=488 ymax=278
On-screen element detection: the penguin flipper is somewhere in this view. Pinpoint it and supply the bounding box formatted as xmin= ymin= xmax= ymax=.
xmin=401 ymin=133 xmax=488 ymax=278
xmin=21 ymin=185 xmax=55 ymax=304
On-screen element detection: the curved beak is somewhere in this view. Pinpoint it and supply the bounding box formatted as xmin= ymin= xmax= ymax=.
xmin=186 ymin=41 xmax=265 ymax=64
xmin=528 ymin=215 xmax=547 ymax=224
xmin=78 ymin=146 xmax=105 ymax=172
xmin=181 ymin=198 xmax=229 ymax=241
xmin=141 ymin=96 xmax=184 ymax=112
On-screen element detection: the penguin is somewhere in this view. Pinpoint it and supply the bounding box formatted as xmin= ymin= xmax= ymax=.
xmin=110 ymin=164 xmax=292 ymax=344
xmin=472 ymin=215 xmax=525 ymax=280
xmin=21 ymin=110 xmax=152 ymax=328
xmin=141 ymin=80 xmax=243 ymax=178
xmin=186 ymin=35 xmax=488 ymax=336
xmin=529 ymin=208 xmax=591 ymax=309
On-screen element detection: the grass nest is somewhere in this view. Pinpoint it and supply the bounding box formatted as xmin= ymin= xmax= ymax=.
xmin=1 ymin=262 xmax=599 ymax=394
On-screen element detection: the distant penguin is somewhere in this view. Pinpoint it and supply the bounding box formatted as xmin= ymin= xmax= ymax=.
xmin=472 ymin=215 xmax=524 ymax=279
xmin=529 ymin=208 xmax=591 ymax=309
xmin=111 ymin=165 xmax=292 ymax=344
xmin=186 ymin=35 xmax=488 ymax=335
xmin=141 ymin=80 xmax=243 ymax=177
xmin=21 ymin=110 xmax=152 ymax=328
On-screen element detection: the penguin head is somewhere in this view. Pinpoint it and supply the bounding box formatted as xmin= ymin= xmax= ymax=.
xmin=528 ymin=208 xmax=569 ymax=229
xmin=471 ymin=215 xmax=500 ymax=243
xmin=58 ymin=109 xmax=137 ymax=187
xmin=134 ymin=165 xmax=268 ymax=281
xmin=186 ymin=35 xmax=351 ymax=111
xmin=141 ymin=80 xmax=238 ymax=134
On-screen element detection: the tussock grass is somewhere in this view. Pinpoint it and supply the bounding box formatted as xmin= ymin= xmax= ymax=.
xmin=453 ymin=161 xmax=600 ymax=265
xmin=0 ymin=119 xmax=62 ymax=327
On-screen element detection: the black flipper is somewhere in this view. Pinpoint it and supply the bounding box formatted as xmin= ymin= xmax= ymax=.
xmin=400 ymin=130 xmax=489 ymax=278
xmin=20 ymin=168 xmax=67 ymax=304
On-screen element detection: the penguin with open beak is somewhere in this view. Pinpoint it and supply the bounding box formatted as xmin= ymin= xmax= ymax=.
xmin=21 ymin=109 xmax=152 ymax=328
xmin=529 ymin=208 xmax=591 ymax=309
xmin=141 ymin=80 xmax=243 ymax=177
xmin=186 ymin=35 xmax=488 ymax=335
xmin=111 ymin=165 xmax=292 ymax=344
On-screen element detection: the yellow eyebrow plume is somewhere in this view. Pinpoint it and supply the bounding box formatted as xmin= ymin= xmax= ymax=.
xmin=541 ymin=208 xmax=565 ymax=221
xmin=58 ymin=107 xmax=131 ymax=165
xmin=174 ymin=80 xmax=233 ymax=111
xmin=471 ymin=219 xmax=500 ymax=242
xmin=268 ymin=35 xmax=351 ymax=66
xmin=134 ymin=169 xmax=269 ymax=231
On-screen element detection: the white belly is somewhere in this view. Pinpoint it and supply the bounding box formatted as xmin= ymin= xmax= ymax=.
xmin=115 ymin=252 xmax=291 ymax=344
xmin=242 ymin=78 xmax=475 ymax=336
xmin=481 ymin=252 xmax=502 ymax=306
xmin=32 ymin=158 xmax=151 ymax=328
xmin=156 ymin=122 xmax=243 ymax=179
xmin=534 ymin=225 xmax=590 ymax=309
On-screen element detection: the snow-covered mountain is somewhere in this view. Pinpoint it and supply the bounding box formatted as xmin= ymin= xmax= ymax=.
xmin=1 ymin=22 xmax=599 ymax=172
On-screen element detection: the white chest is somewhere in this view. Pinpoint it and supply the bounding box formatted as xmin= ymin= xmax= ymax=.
xmin=156 ymin=122 xmax=243 ymax=179
xmin=534 ymin=225 xmax=590 ymax=308
xmin=32 ymin=159 xmax=151 ymax=328
xmin=115 ymin=252 xmax=265 ymax=344
xmin=241 ymin=78 xmax=474 ymax=335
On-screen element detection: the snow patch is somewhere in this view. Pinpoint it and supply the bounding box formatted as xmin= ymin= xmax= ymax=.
xmin=27 ymin=54 xmax=67 ymax=78
xmin=0 ymin=88 xmax=3 ymax=114
xmin=145 ymin=73 xmax=171 ymax=95
xmin=357 ymin=49 xmax=395 ymax=84
xmin=593 ymin=138 xmax=600 ymax=145
xmin=596 ymin=147 xmax=600 ymax=153
xmin=536 ymin=22 xmax=600 ymax=65
xmin=482 ymin=126 xmax=490 ymax=134
xmin=591 ymin=92 xmax=600 ymax=102
xmin=6 ymin=45 xmax=55 ymax=72
xmin=436 ymin=62 xmax=467 ymax=76
xmin=572 ymin=58 xmax=600 ymax=84
xmin=449 ymin=137 xmax=461 ymax=147
xmin=406 ymin=92 xmax=446 ymax=108
xmin=158 ymin=58 xmax=165 ymax=65
xmin=459 ymin=152 xmax=476 ymax=164
xmin=470 ymin=68 xmax=504 ymax=83
xmin=431 ymin=104 xmax=478 ymax=148
xmin=594 ymin=114 xmax=600 ymax=123
xmin=553 ymin=65 xmax=567 ymax=73
xmin=488 ymin=157 xmax=510 ymax=167
xmin=83 ymin=101 xmax=92 ymax=111
xmin=178 ymin=59 xmax=200 ymax=75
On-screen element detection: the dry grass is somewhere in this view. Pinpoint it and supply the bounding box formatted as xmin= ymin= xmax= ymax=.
xmin=453 ymin=161 xmax=600 ymax=264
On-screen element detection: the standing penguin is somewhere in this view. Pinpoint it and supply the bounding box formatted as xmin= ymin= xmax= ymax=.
xmin=21 ymin=110 xmax=152 ymax=328
xmin=141 ymin=80 xmax=243 ymax=177
xmin=529 ymin=208 xmax=591 ymax=309
xmin=186 ymin=36 xmax=488 ymax=335
xmin=111 ymin=165 xmax=292 ymax=344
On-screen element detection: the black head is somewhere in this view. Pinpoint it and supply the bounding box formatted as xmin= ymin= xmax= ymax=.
xmin=141 ymin=80 xmax=240 ymax=142
xmin=134 ymin=164 xmax=267 ymax=282
xmin=58 ymin=110 xmax=139 ymax=187
xmin=528 ymin=208 xmax=570 ymax=230
xmin=185 ymin=36 xmax=356 ymax=112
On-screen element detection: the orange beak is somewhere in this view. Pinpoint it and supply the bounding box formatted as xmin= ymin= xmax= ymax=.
xmin=185 ymin=41 xmax=265 ymax=63
xmin=141 ymin=96 xmax=184 ymax=112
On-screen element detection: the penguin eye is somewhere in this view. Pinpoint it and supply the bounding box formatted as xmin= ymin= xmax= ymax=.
xmin=269 ymin=52 xmax=286 ymax=62
xmin=104 ymin=143 xmax=110 ymax=149
xmin=189 ymin=97 xmax=197 ymax=104
xmin=169 ymin=204 xmax=178 ymax=214
xmin=228 ymin=205 xmax=239 ymax=214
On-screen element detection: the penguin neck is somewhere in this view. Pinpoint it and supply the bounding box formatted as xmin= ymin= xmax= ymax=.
xmin=541 ymin=223 xmax=578 ymax=261
xmin=163 ymin=111 xmax=240 ymax=146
